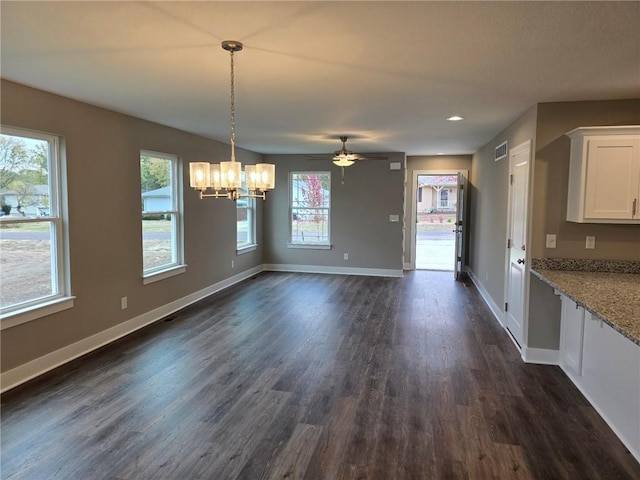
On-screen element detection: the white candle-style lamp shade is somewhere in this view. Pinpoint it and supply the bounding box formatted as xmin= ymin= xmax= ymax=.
xmin=220 ymin=161 xmax=242 ymax=189
xmin=256 ymin=163 xmax=276 ymax=190
xmin=245 ymin=165 xmax=258 ymax=190
xmin=189 ymin=162 xmax=211 ymax=189
xmin=210 ymin=164 xmax=222 ymax=190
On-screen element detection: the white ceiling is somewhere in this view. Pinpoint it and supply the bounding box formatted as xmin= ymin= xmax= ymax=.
xmin=2 ymin=1 xmax=639 ymax=156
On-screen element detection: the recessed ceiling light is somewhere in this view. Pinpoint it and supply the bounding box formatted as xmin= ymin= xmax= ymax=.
xmin=437 ymin=152 xmax=445 ymax=155
xmin=447 ymin=115 xmax=464 ymax=121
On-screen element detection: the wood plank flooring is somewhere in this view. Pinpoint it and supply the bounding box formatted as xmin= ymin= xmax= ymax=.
xmin=2 ymin=271 xmax=639 ymax=479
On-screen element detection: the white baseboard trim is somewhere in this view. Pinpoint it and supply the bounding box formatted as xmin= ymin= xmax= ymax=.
xmin=467 ymin=268 xmax=504 ymax=327
xmin=263 ymin=263 xmax=403 ymax=278
xmin=403 ymin=262 xmax=413 ymax=270
xmin=0 ymin=265 xmax=263 ymax=393
xmin=522 ymin=347 xmax=560 ymax=365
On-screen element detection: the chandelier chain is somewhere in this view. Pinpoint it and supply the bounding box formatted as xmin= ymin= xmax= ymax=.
xmin=230 ymin=48 xmax=236 ymax=160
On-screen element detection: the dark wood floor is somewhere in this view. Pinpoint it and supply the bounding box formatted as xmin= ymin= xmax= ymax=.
xmin=2 ymin=271 xmax=639 ymax=479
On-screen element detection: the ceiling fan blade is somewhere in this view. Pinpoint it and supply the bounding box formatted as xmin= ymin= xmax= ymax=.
xmin=354 ymin=155 xmax=389 ymax=161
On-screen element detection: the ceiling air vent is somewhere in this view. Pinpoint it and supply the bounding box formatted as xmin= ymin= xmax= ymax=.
xmin=495 ymin=141 xmax=507 ymax=161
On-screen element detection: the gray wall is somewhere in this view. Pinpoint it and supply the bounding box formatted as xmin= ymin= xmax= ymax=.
xmin=528 ymin=275 xmax=561 ymax=350
xmin=262 ymin=154 xmax=406 ymax=272
xmin=1 ymin=80 xmax=264 ymax=372
xmin=526 ymin=98 xmax=640 ymax=350
xmin=532 ymin=99 xmax=640 ymax=260
xmin=405 ymin=155 xmax=472 ymax=266
xmin=468 ymin=106 xmax=538 ymax=310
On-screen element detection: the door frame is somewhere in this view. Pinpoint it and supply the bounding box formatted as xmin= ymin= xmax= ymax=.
xmin=409 ymin=169 xmax=468 ymax=271
xmin=503 ymin=139 xmax=533 ymax=350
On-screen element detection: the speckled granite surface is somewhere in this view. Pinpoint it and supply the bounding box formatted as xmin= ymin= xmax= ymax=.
xmin=531 ymin=258 xmax=640 ymax=274
xmin=531 ymin=268 xmax=640 ymax=345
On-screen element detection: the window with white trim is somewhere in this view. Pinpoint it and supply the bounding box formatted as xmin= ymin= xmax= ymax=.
xmin=0 ymin=126 xmax=72 ymax=320
xmin=439 ymin=188 xmax=450 ymax=209
xmin=141 ymin=151 xmax=184 ymax=280
xmin=236 ymin=190 xmax=256 ymax=250
xmin=289 ymin=172 xmax=331 ymax=246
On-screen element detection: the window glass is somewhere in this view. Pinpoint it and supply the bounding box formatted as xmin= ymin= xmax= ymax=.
xmin=236 ymin=170 xmax=256 ymax=249
xmin=290 ymin=172 xmax=331 ymax=245
xmin=237 ymin=194 xmax=255 ymax=248
xmin=141 ymin=151 xmax=183 ymax=276
xmin=0 ymin=127 xmax=69 ymax=315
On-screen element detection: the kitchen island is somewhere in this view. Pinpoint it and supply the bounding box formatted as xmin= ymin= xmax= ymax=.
xmin=531 ymin=268 xmax=640 ymax=345
xmin=531 ymin=259 xmax=640 ymax=463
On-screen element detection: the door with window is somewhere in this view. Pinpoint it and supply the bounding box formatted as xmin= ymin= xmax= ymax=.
xmin=453 ymin=172 xmax=466 ymax=280
xmin=412 ymin=170 xmax=467 ymax=272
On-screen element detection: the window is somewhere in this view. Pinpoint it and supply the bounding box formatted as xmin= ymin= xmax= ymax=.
xmin=439 ymin=188 xmax=450 ymax=209
xmin=236 ymin=178 xmax=256 ymax=251
xmin=140 ymin=151 xmax=184 ymax=282
xmin=289 ymin=172 xmax=331 ymax=247
xmin=0 ymin=126 xmax=72 ymax=324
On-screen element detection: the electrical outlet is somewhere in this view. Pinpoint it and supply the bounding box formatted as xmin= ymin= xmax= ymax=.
xmin=344 ymin=253 xmax=349 ymax=260
xmin=586 ymin=236 xmax=596 ymax=249
xmin=546 ymin=234 xmax=557 ymax=248
xmin=231 ymin=260 xmax=235 ymax=268
xmin=121 ymin=297 xmax=127 ymax=310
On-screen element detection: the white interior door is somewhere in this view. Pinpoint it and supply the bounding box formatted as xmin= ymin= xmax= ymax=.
xmin=454 ymin=172 xmax=466 ymax=280
xmin=505 ymin=141 xmax=531 ymax=348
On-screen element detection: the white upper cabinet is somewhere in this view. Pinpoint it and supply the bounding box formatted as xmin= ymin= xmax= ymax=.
xmin=566 ymin=126 xmax=640 ymax=223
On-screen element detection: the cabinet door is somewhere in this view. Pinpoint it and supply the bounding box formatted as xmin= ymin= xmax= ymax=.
xmin=560 ymin=296 xmax=584 ymax=378
xmin=584 ymin=138 xmax=640 ymax=220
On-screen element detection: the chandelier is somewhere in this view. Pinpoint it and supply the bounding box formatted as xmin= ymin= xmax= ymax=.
xmin=189 ymin=41 xmax=275 ymax=200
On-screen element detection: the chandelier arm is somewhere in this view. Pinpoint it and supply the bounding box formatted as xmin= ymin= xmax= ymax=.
xmin=200 ymin=191 xmax=233 ymax=199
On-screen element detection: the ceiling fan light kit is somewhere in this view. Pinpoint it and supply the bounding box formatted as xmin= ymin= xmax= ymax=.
xmin=189 ymin=40 xmax=275 ymax=201
xmin=332 ymin=136 xmax=357 ymax=166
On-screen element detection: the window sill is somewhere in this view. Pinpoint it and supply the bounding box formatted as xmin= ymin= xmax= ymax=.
xmin=287 ymin=243 xmax=332 ymax=250
xmin=143 ymin=264 xmax=187 ymax=285
xmin=237 ymin=244 xmax=258 ymax=255
xmin=1 ymin=296 xmax=76 ymax=330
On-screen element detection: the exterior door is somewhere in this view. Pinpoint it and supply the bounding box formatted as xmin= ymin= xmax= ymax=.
xmin=505 ymin=140 xmax=531 ymax=348
xmin=454 ymin=172 xmax=466 ymax=280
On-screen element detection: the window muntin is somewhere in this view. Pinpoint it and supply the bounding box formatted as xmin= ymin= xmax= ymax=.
xmin=141 ymin=151 xmax=183 ymax=277
xmin=290 ymin=172 xmax=331 ymax=245
xmin=0 ymin=126 xmax=70 ymax=317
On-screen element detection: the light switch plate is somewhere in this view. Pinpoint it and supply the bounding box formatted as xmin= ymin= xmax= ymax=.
xmin=546 ymin=234 xmax=557 ymax=248
xmin=389 ymin=214 xmax=399 ymax=222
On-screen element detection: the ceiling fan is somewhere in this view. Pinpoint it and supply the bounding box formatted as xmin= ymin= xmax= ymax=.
xmin=306 ymin=136 xmax=388 ymax=166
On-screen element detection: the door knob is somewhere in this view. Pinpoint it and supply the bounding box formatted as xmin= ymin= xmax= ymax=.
xmin=517 ymin=258 xmax=525 ymax=264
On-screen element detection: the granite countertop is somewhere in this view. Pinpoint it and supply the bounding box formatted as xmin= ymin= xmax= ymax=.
xmin=531 ymin=268 xmax=640 ymax=345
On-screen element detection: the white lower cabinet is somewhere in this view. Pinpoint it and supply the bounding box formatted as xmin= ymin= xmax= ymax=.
xmin=558 ymin=294 xmax=640 ymax=461
xmin=559 ymin=296 xmax=585 ymax=378
xmin=580 ymin=312 xmax=640 ymax=459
